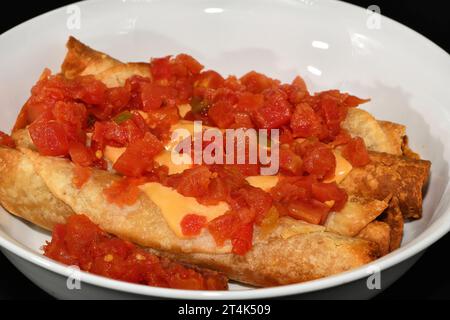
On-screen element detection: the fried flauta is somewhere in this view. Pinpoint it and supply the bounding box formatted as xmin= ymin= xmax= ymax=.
xmin=61 ymin=36 xmax=122 ymax=79
xmin=357 ymin=221 xmax=391 ymax=256
xmin=149 ymin=231 xmax=379 ymax=287
xmin=0 ymin=37 xmax=431 ymax=287
xmin=62 ymin=36 xmax=151 ymax=87
xmin=0 ymin=147 xmax=73 ymax=229
xmin=379 ymin=197 xmax=404 ymax=251
xmin=340 ymin=152 xmax=430 ymax=219
xmin=342 ymin=108 xmax=404 ymax=155
xmin=325 ymin=195 xmax=389 ymax=237
xmin=0 ymin=146 xmax=381 ymax=286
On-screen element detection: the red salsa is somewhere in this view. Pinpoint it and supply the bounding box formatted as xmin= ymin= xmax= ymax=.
xmin=44 ymin=214 xmax=228 ymax=290
xmin=15 ymin=53 xmax=371 ymax=255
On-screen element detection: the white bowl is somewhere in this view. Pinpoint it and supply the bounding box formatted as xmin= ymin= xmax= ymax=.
xmin=0 ymin=0 xmax=449 ymax=300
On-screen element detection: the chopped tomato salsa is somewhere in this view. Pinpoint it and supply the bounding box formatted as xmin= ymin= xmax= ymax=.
xmin=16 ymin=52 xmax=372 ymax=256
xmin=103 ymin=177 xmax=148 ymax=208
xmin=113 ymin=132 xmax=164 ymax=177
xmin=72 ymin=164 xmax=92 ymax=189
xmin=44 ymin=215 xmax=228 ymax=290
xmin=180 ymin=214 xmax=207 ymax=237
xmin=341 ymin=137 xmax=370 ymax=167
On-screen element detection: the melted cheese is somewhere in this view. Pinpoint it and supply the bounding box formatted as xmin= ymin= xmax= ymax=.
xmin=154 ymin=151 xmax=192 ymax=174
xmin=140 ymin=182 xmax=229 ymax=238
xmin=178 ymin=104 xmax=191 ymax=117
xmin=325 ymin=150 xmax=353 ymax=184
xmin=104 ymin=146 xmax=125 ymax=164
xmin=245 ymin=175 xmax=279 ymax=191
xmin=244 ymin=150 xmax=351 ymax=189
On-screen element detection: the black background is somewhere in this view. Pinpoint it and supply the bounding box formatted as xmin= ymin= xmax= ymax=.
xmin=0 ymin=0 xmax=449 ymax=300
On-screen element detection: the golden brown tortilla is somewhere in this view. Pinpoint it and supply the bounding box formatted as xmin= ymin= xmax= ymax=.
xmin=149 ymin=231 xmax=379 ymax=287
xmin=0 ymin=147 xmax=73 ymax=230
xmin=340 ymin=151 xmax=430 ymax=219
xmin=342 ymin=108 xmax=403 ymax=155
xmin=379 ymin=197 xmax=404 ymax=251
xmin=325 ymin=196 xmax=389 ymax=237
xmin=62 ymin=36 xmax=122 ymax=79
xmin=0 ymin=146 xmax=381 ymax=286
xmin=357 ymin=221 xmax=391 ymax=256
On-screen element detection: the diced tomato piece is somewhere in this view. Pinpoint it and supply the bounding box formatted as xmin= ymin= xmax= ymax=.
xmin=107 ymin=87 xmax=131 ymax=109
xmin=202 ymin=176 xmax=230 ymax=204
xmin=232 ymin=112 xmax=254 ymax=129
xmin=0 ymin=131 xmax=15 ymax=148
xmin=140 ymin=83 xmax=176 ymax=111
xmin=291 ymin=76 xmax=307 ymax=92
xmin=167 ymin=166 xmax=212 ymax=198
xmin=311 ymin=182 xmax=348 ymax=211
xmin=195 ymin=70 xmax=225 ymax=89
xmin=25 ymin=102 xmax=52 ymax=125
xmin=29 ymin=119 xmax=70 ymax=156
xmin=69 ymin=142 xmax=95 ymax=167
xmin=208 ymin=210 xmax=255 ymax=255
xmin=231 ymin=223 xmax=253 ymax=255
xmin=43 ymin=223 xmax=77 ymax=266
xmin=290 ymin=103 xmax=324 ymax=138
xmin=103 ymin=177 xmax=147 ymax=207
xmin=281 ymin=76 xmax=308 ymax=105
xmin=279 ymin=148 xmax=303 ymax=175
xmin=212 ymin=165 xmax=248 ymax=190
xmin=330 ymin=129 xmax=352 ymax=147
xmin=208 ymin=100 xmax=236 ymax=128
xmin=271 ymin=176 xmax=314 ymax=202
xmin=175 ymin=54 xmax=204 ymax=75
xmin=45 ymin=214 xmax=227 ymax=290
xmin=119 ymin=117 xmax=147 ymax=144
xmin=236 ymin=92 xmax=264 ymax=114
xmin=92 ymin=115 xmax=147 ymax=149
xmin=150 ymin=56 xmax=172 ymax=80
xmin=253 ymin=88 xmax=292 ymax=129
xmin=180 ymin=214 xmax=207 ymax=237
xmin=72 ymin=76 xmax=107 ymax=105
xmin=279 ymin=127 xmax=295 ymax=144
xmin=72 ymin=164 xmax=92 ymax=189
xmin=145 ymin=105 xmax=180 ymax=128
xmin=240 ymin=71 xmax=276 ymax=94
xmin=232 ymin=186 xmax=272 ymax=224
xmin=63 ymin=214 xmax=101 ymax=259
xmin=53 ymin=101 xmax=88 ymax=142
xmin=320 ymin=97 xmax=344 ymax=138
xmin=223 ymin=75 xmax=245 ymax=91
xmin=208 ymin=213 xmax=239 ymax=246
xmin=286 ymin=199 xmax=330 ymax=225
xmin=341 ymin=137 xmax=370 ymax=167
xmin=113 ymin=132 xmax=164 ymax=177
xmin=91 ymin=87 xmax=131 ymax=120
xmin=300 ymin=141 xmax=336 ymax=179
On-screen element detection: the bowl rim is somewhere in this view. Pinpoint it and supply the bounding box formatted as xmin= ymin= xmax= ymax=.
xmin=0 ymin=0 xmax=449 ymax=299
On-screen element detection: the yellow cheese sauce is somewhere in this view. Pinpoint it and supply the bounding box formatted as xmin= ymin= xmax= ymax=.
xmin=140 ymin=182 xmax=229 ymax=238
